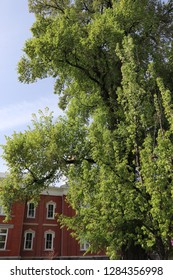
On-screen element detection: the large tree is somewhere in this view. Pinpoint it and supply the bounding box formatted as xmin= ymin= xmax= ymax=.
xmin=1 ymin=0 xmax=173 ymax=259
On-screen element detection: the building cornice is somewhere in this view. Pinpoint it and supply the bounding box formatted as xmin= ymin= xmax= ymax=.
xmin=0 ymin=172 xmax=69 ymax=196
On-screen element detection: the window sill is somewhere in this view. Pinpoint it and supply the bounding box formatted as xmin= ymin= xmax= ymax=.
xmin=0 ymin=249 xmax=10 ymax=251
xmin=44 ymin=249 xmax=54 ymax=251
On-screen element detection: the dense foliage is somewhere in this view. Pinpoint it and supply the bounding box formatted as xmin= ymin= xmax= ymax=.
xmin=1 ymin=0 xmax=173 ymax=259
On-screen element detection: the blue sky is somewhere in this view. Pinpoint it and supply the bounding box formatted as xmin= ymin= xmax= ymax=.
xmin=0 ymin=1 xmax=169 ymax=172
xmin=0 ymin=1 xmax=62 ymax=171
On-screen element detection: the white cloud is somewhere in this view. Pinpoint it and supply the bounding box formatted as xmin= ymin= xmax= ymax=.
xmin=0 ymin=96 xmax=62 ymax=131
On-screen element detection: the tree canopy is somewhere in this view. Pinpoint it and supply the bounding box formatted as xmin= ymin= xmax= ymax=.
xmin=1 ymin=0 xmax=173 ymax=259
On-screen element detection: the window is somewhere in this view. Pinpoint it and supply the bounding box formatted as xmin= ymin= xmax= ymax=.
xmin=46 ymin=202 xmax=56 ymax=219
xmin=24 ymin=230 xmax=35 ymax=250
xmin=80 ymin=240 xmax=90 ymax=251
xmin=0 ymin=203 xmax=5 ymax=216
xmin=44 ymin=231 xmax=55 ymax=250
xmin=0 ymin=228 xmax=8 ymax=250
xmin=27 ymin=202 xmax=36 ymax=218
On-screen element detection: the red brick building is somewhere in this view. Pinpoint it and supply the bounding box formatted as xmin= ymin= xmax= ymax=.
xmin=0 ymin=174 xmax=106 ymax=259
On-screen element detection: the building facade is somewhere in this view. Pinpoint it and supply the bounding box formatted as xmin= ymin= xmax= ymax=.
xmin=0 ymin=175 xmax=106 ymax=259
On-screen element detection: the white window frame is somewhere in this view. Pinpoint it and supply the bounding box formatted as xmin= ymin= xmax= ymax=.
xmin=0 ymin=228 xmax=8 ymax=250
xmin=80 ymin=240 xmax=90 ymax=251
xmin=27 ymin=202 xmax=36 ymax=218
xmin=44 ymin=230 xmax=55 ymax=251
xmin=46 ymin=201 xmax=56 ymax=219
xmin=0 ymin=203 xmax=5 ymax=216
xmin=24 ymin=230 xmax=35 ymax=250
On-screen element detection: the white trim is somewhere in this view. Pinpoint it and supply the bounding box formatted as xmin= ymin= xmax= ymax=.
xmin=41 ymin=185 xmax=68 ymax=196
xmin=23 ymin=223 xmax=39 ymax=226
xmin=0 ymin=205 xmax=5 ymax=216
xmin=46 ymin=201 xmax=56 ymax=219
xmin=44 ymin=230 xmax=55 ymax=251
xmin=0 ymin=228 xmax=8 ymax=250
xmin=0 ymin=224 xmax=14 ymax=229
xmin=42 ymin=224 xmax=58 ymax=226
xmin=27 ymin=202 xmax=36 ymax=218
xmin=0 ymin=172 xmax=69 ymax=196
xmin=24 ymin=230 xmax=35 ymax=250
xmin=0 ymin=172 xmax=6 ymax=178
xmin=80 ymin=240 xmax=90 ymax=251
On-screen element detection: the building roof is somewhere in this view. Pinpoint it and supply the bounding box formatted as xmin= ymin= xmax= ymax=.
xmin=0 ymin=172 xmax=6 ymax=178
xmin=0 ymin=172 xmax=69 ymax=196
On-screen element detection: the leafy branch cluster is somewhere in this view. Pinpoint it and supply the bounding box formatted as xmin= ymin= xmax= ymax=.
xmin=1 ymin=0 xmax=173 ymax=259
